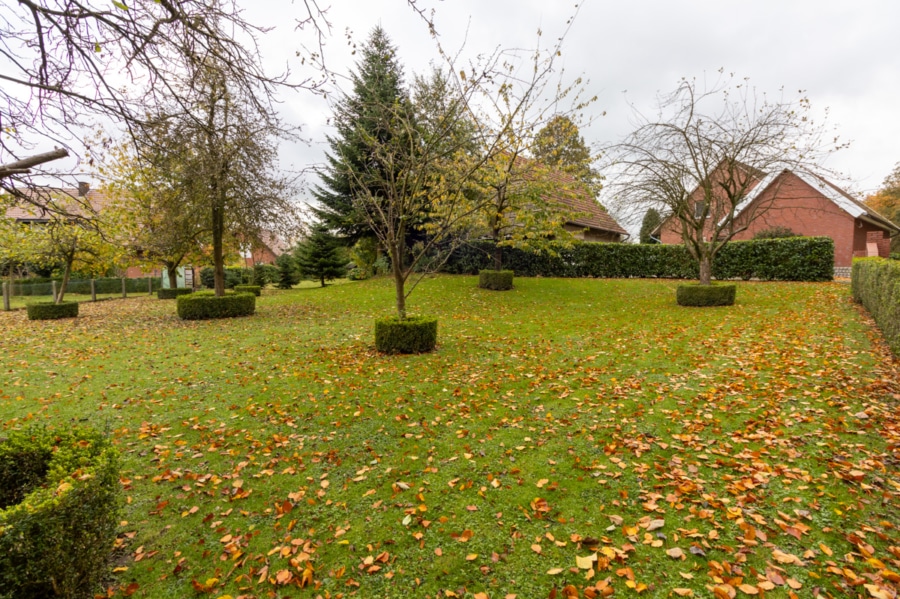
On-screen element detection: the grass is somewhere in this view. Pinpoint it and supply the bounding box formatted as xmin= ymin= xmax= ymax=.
xmin=0 ymin=276 xmax=898 ymax=599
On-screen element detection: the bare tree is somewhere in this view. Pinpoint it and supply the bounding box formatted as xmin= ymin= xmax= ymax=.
xmin=607 ymin=74 xmax=846 ymax=285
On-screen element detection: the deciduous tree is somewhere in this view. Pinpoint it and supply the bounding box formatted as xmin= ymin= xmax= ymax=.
xmin=608 ymin=75 xmax=845 ymax=285
xmin=866 ymin=163 xmax=900 ymax=253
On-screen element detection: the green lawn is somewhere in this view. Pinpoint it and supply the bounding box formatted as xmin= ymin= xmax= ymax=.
xmin=1 ymin=276 xmax=898 ymax=599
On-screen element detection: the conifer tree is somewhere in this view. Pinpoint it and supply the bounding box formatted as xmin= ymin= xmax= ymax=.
xmin=296 ymin=223 xmax=347 ymax=287
xmin=313 ymin=27 xmax=412 ymax=242
xmin=639 ymin=208 xmax=662 ymax=243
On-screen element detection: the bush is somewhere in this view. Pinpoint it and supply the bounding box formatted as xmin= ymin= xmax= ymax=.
xmin=176 ymin=292 xmax=256 ymax=320
xmin=0 ymin=427 xmax=120 ymax=599
xmin=200 ymin=266 xmax=215 ymax=289
xmin=347 ymin=267 xmax=369 ymax=281
xmin=252 ymin=263 xmax=278 ymax=287
xmin=26 ymin=301 xmax=78 ymax=320
xmin=375 ymin=316 xmax=438 ymax=354
xmin=752 ymin=226 xmax=799 ymax=239
xmin=479 ymin=269 xmax=514 ymax=290
xmin=234 ymin=285 xmax=262 ymax=296
xmin=443 ymin=237 xmax=834 ymax=282
xmin=676 ymin=283 xmax=737 ymax=307
xmin=157 ymin=287 xmax=193 ymax=300
xmin=852 ymin=258 xmax=900 ymax=356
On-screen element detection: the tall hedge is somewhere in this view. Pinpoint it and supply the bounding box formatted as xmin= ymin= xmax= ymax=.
xmin=443 ymin=237 xmax=834 ymax=282
xmin=852 ymin=258 xmax=900 ymax=356
xmin=0 ymin=427 xmax=119 ymax=599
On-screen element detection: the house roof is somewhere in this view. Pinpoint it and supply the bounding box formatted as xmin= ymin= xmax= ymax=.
xmin=727 ymin=169 xmax=900 ymax=232
xmin=543 ymin=169 xmax=628 ymax=237
xmin=4 ymin=185 xmax=111 ymax=222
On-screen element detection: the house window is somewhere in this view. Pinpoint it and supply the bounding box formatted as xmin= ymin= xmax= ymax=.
xmin=693 ymin=201 xmax=705 ymax=219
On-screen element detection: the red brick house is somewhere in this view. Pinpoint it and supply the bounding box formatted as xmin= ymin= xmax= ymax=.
xmin=546 ymin=170 xmax=629 ymax=242
xmin=656 ymin=168 xmax=899 ymax=277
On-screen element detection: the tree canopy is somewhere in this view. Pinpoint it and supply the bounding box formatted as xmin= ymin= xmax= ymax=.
xmin=866 ymin=162 xmax=900 ymax=253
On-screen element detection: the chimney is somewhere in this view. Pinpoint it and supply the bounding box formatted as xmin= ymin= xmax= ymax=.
xmin=77 ymin=181 xmax=90 ymax=197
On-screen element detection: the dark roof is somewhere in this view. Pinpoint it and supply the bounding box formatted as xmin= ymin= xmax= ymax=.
xmin=542 ymin=169 xmax=628 ymax=236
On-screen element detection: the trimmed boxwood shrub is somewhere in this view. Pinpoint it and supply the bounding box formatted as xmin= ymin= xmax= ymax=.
xmin=157 ymin=287 xmax=193 ymax=300
xmin=852 ymin=258 xmax=900 ymax=356
xmin=234 ymin=284 xmax=262 ymax=296
xmin=0 ymin=427 xmax=120 ymax=599
xmin=176 ymin=291 xmax=256 ymax=320
xmin=479 ymin=269 xmax=514 ymax=290
xmin=375 ymin=316 xmax=438 ymax=354
xmin=443 ymin=237 xmax=834 ymax=281
xmin=676 ymin=283 xmax=737 ymax=307
xmin=26 ymin=301 xmax=78 ymax=320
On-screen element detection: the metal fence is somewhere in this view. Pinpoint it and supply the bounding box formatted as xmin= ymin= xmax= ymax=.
xmin=2 ymin=277 xmax=160 ymax=310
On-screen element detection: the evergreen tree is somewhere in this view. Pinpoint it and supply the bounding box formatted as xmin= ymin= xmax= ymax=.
xmin=533 ymin=115 xmax=603 ymax=197
xmin=639 ymin=208 xmax=662 ymax=244
xmin=275 ymin=253 xmax=299 ymax=289
xmin=295 ymin=223 xmax=347 ymax=287
xmin=313 ymin=27 xmax=411 ymax=242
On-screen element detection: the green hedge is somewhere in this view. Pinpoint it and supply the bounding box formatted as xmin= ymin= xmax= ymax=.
xmin=199 ymin=267 xmax=253 ymax=290
xmin=852 ymin=258 xmax=900 ymax=356
xmin=444 ymin=237 xmax=834 ymax=281
xmin=0 ymin=427 xmax=120 ymax=599
xmin=479 ymin=270 xmax=514 ymax=290
xmin=676 ymin=283 xmax=737 ymax=307
xmin=10 ymin=277 xmax=161 ymax=297
xmin=234 ymin=285 xmax=262 ymax=296
xmin=157 ymin=287 xmax=194 ymax=300
xmin=375 ymin=316 xmax=438 ymax=354
xmin=26 ymin=301 xmax=78 ymax=320
xmin=177 ymin=291 xmax=256 ymax=320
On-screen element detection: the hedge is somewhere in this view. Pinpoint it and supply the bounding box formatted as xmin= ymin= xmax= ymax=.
xmin=234 ymin=284 xmax=262 ymax=296
xmin=0 ymin=427 xmax=120 ymax=599
xmin=375 ymin=316 xmax=438 ymax=354
xmin=443 ymin=237 xmax=834 ymax=281
xmin=479 ymin=270 xmax=514 ymax=290
xmin=26 ymin=301 xmax=78 ymax=320
xmin=200 ymin=267 xmax=253 ymax=290
xmin=851 ymin=258 xmax=900 ymax=356
xmin=177 ymin=291 xmax=256 ymax=320
xmin=676 ymin=283 xmax=737 ymax=307
xmin=157 ymin=287 xmax=194 ymax=300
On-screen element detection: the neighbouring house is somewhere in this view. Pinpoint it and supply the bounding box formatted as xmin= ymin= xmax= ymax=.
xmin=4 ymin=183 xmax=160 ymax=280
xmin=655 ymin=168 xmax=899 ymax=277
xmin=244 ymin=230 xmax=292 ymax=266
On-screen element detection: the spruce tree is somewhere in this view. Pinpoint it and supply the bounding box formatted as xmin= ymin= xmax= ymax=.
xmin=275 ymin=253 xmax=299 ymax=289
xmin=639 ymin=208 xmax=662 ymax=244
xmin=296 ymin=223 xmax=347 ymax=287
xmin=313 ymin=27 xmax=411 ymax=242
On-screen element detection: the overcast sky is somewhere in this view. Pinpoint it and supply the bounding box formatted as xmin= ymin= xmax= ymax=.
xmin=247 ymin=0 xmax=900 ymax=216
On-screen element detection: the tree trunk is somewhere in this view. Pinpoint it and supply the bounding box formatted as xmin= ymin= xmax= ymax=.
xmin=390 ymin=244 xmax=406 ymax=320
xmin=212 ymin=200 xmax=225 ymax=297
xmin=699 ymin=253 xmax=712 ymax=285
xmin=56 ymin=260 xmax=73 ymax=303
xmin=320 ymin=275 xmax=326 ymax=287
xmin=166 ymin=264 xmax=178 ymax=288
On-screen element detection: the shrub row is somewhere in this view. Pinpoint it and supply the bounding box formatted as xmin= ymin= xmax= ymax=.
xmin=199 ymin=267 xmax=255 ymax=290
xmin=177 ymin=291 xmax=256 ymax=320
xmin=851 ymin=258 xmax=900 ymax=356
xmin=0 ymin=427 xmax=120 ymax=599
xmin=157 ymin=287 xmax=194 ymax=300
xmin=443 ymin=237 xmax=834 ymax=281
xmin=375 ymin=316 xmax=438 ymax=354
xmin=479 ymin=270 xmax=514 ymax=290
xmin=26 ymin=301 xmax=79 ymax=320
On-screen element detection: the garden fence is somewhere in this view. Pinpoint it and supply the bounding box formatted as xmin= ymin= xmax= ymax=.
xmin=2 ymin=277 xmax=161 ymax=310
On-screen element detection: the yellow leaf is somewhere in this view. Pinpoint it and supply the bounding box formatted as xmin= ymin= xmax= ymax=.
xmin=666 ymin=547 xmax=685 ymax=559
xmin=575 ymin=553 xmax=597 ymax=570
xmin=738 ymin=584 xmax=758 ymax=595
xmin=531 ymin=544 xmax=542 ymax=554
xmin=673 ymin=590 xmax=694 ymax=597
xmin=547 ymin=567 xmax=564 ymax=575
xmin=466 ymin=553 xmax=478 ymax=561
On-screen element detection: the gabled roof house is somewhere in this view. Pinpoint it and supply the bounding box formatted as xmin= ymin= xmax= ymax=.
xmin=656 ymin=167 xmax=899 ymax=276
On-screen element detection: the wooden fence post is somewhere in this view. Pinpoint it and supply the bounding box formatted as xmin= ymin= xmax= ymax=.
xmin=51 ymin=280 xmax=57 ymax=302
xmin=148 ymin=276 xmax=153 ymax=295
xmin=2 ymin=282 xmax=9 ymax=311
xmin=121 ymin=278 xmax=126 ymax=298
xmin=91 ymin=279 xmax=96 ymax=302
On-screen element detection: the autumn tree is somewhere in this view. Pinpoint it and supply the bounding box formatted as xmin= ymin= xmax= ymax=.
xmin=866 ymin=163 xmax=900 ymax=253
xmin=295 ymin=223 xmax=347 ymax=287
xmin=608 ymin=75 xmax=845 ymax=285
xmin=533 ymin=115 xmax=603 ymax=197
xmin=337 ymin=20 xmax=593 ymax=319
xmin=103 ymin=121 xmax=208 ymax=289
xmin=639 ymin=208 xmax=662 ymax=243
